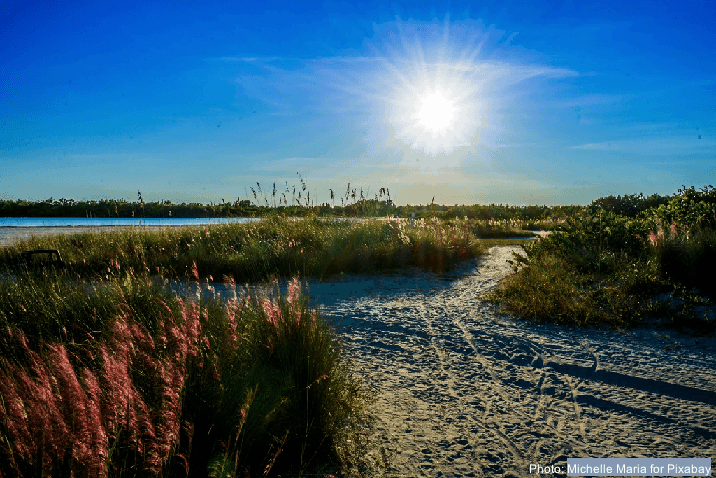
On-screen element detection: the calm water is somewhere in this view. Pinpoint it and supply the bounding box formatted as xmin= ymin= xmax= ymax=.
xmin=0 ymin=217 xmax=262 ymax=227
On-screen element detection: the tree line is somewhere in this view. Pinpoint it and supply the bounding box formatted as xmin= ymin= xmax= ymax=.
xmin=2 ymin=188 xmax=708 ymax=221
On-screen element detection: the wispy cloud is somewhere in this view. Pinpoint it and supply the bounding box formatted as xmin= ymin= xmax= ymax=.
xmin=212 ymin=56 xmax=286 ymax=63
xmin=306 ymin=56 xmax=386 ymax=64
xmin=543 ymin=93 xmax=638 ymax=109
xmin=570 ymin=134 xmax=710 ymax=153
xmin=570 ymin=142 xmax=620 ymax=151
xmin=216 ymin=16 xmax=584 ymax=119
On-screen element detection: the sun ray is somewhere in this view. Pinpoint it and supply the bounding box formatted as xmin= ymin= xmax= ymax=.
xmin=367 ymin=17 xmax=489 ymax=164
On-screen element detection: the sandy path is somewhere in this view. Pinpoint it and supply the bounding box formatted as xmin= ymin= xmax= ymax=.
xmin=302 ymin=246 xmax=716 ymax=477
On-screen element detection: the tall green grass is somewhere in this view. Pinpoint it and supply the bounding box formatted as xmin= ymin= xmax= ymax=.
xmin=0 ymin=215 xmax=495 ymax=283
xmin=0 ymin=265 xmax=368 ymax=477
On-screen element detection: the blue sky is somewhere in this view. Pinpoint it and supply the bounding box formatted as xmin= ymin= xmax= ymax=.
xmin=2 ymin=0 xmax=714 ymax=206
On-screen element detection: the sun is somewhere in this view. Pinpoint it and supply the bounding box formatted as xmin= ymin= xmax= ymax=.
xmin=413 ymin=88 xmax=458 ymax=136
xmin=385 ymin=69 xmax=482 ymax=158
xmin=331 ymin=15 xmax=498 ymax=165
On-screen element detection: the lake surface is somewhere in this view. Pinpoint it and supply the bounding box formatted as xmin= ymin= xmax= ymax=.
xmin=0 ymin=217 xmax=262 ymax=227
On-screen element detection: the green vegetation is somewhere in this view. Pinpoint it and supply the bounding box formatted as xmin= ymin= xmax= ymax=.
xmin=1 ymin=176 xmax=580 ymax=221
xmin=0 ymin=193 xmax=578 ymax=221
xmin=0 ymin=215 xmax=529 ymax=283
xmin=487 ymin=185 xmax=716 ymax=332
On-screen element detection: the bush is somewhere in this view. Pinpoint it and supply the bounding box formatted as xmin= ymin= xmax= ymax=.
xmin=488 ymin=187 xmax=716 ymax=328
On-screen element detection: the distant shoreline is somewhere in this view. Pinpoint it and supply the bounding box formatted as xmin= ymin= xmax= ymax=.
xmin=0 ymin=225 xmax=188 ymax=248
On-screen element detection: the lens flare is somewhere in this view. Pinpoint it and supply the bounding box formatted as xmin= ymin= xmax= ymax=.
xmin=365 ymin=18 xmax=491 ymax=165
xmin=384 ymin=59 xmax=485 ymax=160
xmin=413 ymin=89 xmax=458 ymax=135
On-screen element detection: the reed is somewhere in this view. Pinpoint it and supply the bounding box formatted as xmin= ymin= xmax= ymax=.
xmin=0 ymin=215 xmax=492 ymax=283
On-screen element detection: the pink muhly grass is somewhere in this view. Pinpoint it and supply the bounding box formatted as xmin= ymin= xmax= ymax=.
xmin=1 ymin=332 xmax=110 ymax=475
xmin=161 ymin=298 xmax=203 ymax=361
xmin=156 ymin=319 xmax=169 ymax=350
xmin=47 ymin=344 xmax=108 ymax=471
xmin=293 ymin=305 xmax=302 ymax=327
xmin=109 ymin=297 xmax=193 ymax=472
xmin=263 ymin=298 xmax=280 ymax=327
xmin=100 ymin=316 xmax=157 ymax=452
xmin=0 ymin=364 xmax=33 ymax=462
xmin=224 ymin=275 xmax=237 ymax=288
xmin=146 ymin=358 xmax=185 ymax=473
xmin=224 ymin=274 xmax=238 ymax=303
xmin=670 ymin=223 xmax=678 ymax=237
xmin=108 ymin=314 xmax=133 ymax=360
xmin=155 ymin=298 xmax=174 ymax=350
xmin=129 ymin=321 xmax=155 ymax=352
xmin=192 ymin=261 xmax=200 ymax=281
xmin=286 ymin=277 xmax=304 ymax=325
xmin=21 ymin=336 xmax=70 ymax=451
xmin=182 ymin=301 xmax=203 ymax=358
xmin=98 ymin=344 xmax=128 ymax=436
xmin=81 ymin=369 xmax=107 ymax=462
xmin=224 ymin=304 xmax=240 ymax=347
xmin=1 ymin=333 xmax=69 ymax=474
xmin=287 ymin=277 xmax=300 ymax=306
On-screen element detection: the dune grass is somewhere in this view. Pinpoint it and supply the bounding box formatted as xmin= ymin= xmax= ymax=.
xmin=0 ymin=263 xmax=374 ymax=477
